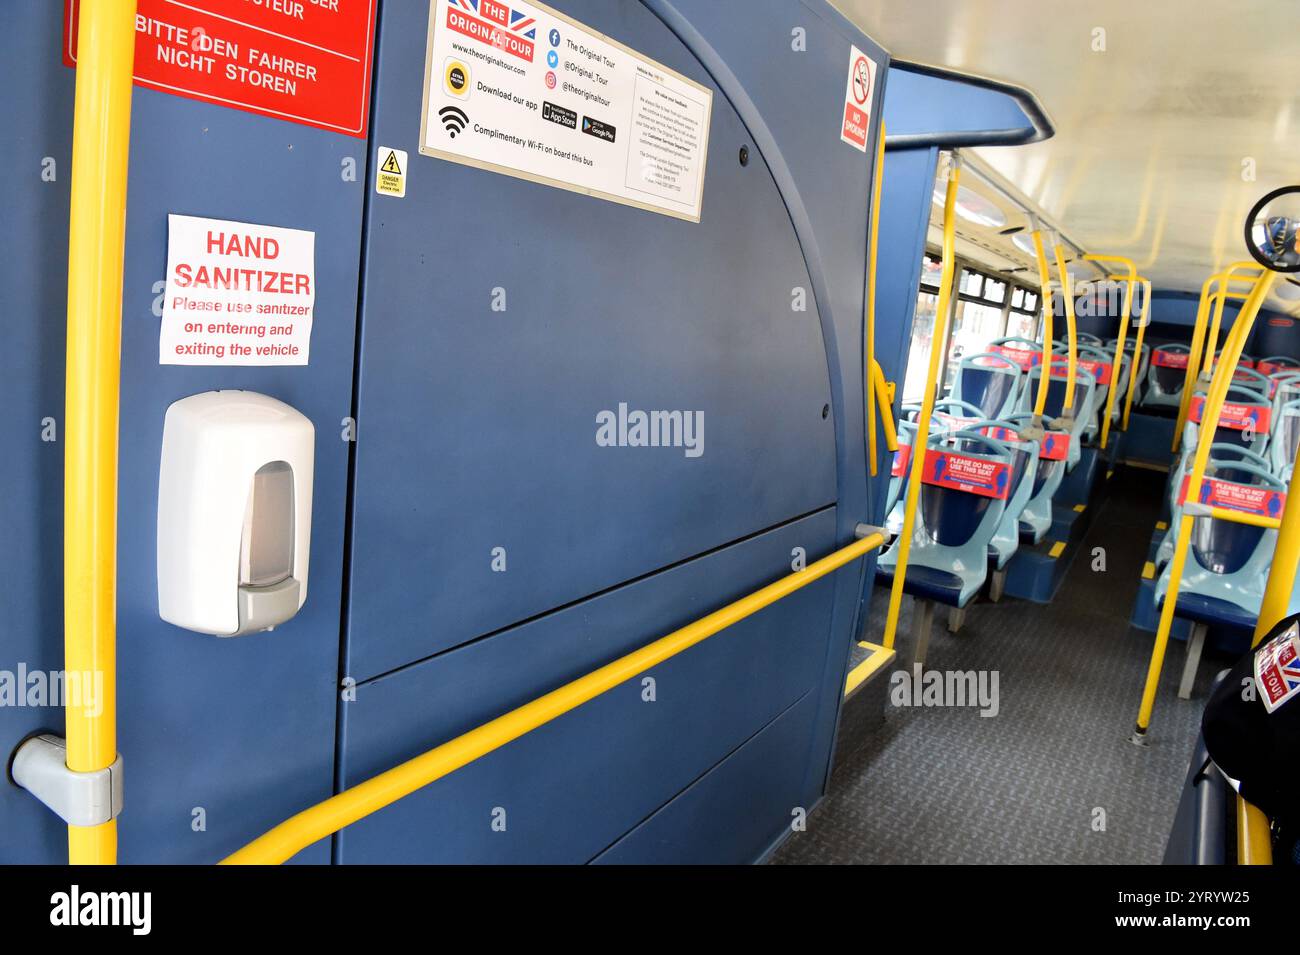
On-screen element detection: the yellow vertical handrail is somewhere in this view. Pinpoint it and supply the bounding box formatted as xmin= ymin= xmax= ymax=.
xmin=63 ymin=0 xmax=137 ymax=865
xmin=1200 ymin=266 xmax=1259 ymax=378
xmin=1082 ymin=254 xmax=1137 ymax=448
xmin=1253 ymin=417 xmax=1300 ymax=646
xmin=1133 ymin=269 xmax=1277 ymax=738
xmin=870 ymin=360 xmax=899 ymax=453
xmin=880 ymin=154 xmax=960 ymax=651
xmin=1121 ymin=277 xmax=1151 ymax=431
xmin=1052 ymin=242 xmax=1079 ymax=412
xmin=1174 ymin=263 xmax=1262 ymax=450
xmin=866 ymin=123 xmax=886 ymax=477
xmin=1173 ymin=274 xmax=1221 ymax=451
xmin=1029 ymin=227 xmax=1055 ymax=418
xmin=1237 ymin=796 xmax=1273 ymax=865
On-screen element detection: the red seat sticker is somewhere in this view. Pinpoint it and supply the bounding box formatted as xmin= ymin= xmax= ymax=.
xmin=921 ymin=450 xmax=1011 ymax=500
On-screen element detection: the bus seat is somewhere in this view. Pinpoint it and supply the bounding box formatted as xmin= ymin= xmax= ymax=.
xmin=885 ymin=406 xmax=946 ymax=536
xmin=1004 ymin=412 xmax=1068 ymax=544
xmin=1154 ymin=463 xmax=1284 ymax=630
xmin=986 ymin=336 xmax=1046 ymax=374
xmin=878 ymin=431 xmax=1014 ymax=662
xmin=1107 ymin=337 xmax=1150 ymax=406
xmin=1181 ymin=384 xmax=1270 ymax=459
xmin=949 ymin=353 xmax=1023 ymax=420
xmin=1143 ymin=343 xmax=1192 ymax=409
xmin=1270 ymin=399 xmax=1300 ymax=481
xmin=1065 ymin=343 xmax=1129 ymax=441
xmin=1018 ymin=359 xmax=1096 ymax=470
xmin=1154 ymin=462 xmax=1284 ymax=697
xmin=1156 ymin=445 xmax=1271 ymax=569
xmin=969 ymin=419 xmax=1040 ymax=572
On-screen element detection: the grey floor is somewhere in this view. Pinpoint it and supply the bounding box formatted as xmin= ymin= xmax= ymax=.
xmin=773 ymin=467 xmax=1229 ymax=865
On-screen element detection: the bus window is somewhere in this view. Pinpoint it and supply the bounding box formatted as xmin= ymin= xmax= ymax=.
xmin=1005 ymin=288 xmax=1040 ymax=339
xmin=901 ymin=253 xmax=943 ymax=404
xmin=943 ymin=267 xmax=1007 ymax=390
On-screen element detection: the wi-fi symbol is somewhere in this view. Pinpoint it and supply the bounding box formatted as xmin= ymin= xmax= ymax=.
xmin=439 ymin=106 xmax=468 ymax=138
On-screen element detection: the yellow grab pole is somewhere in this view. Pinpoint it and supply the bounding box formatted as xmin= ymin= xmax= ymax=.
xmin=1202 ymin=284 xmax=1230 ymax=377
xmin=1121 ymin=278 xmax=1151 ymax=431
xmin=64 ymin=0 xmax=137 ymax=865
xmin=1173 ymin=274 xmax=1222 ymax=451
xmin=1133 ymin=270 xmax=1277 ymax=738
xmin=1030 ymin=226 xmax=1055 ymax=418
xmin=1200 ymin=267 xmax=1257 ymax=378
xmin=1082 ymin=254 xmax=1137 ymax=448
xmin=1237 ymin=796 xmax=1273 ymax=865
xmin=870 ymin=360 xmax=899 ymax=453
xmin=1252 ymin=425 xmax=1300 ymax=646
xmin=1052 ymin=242 xmax=1079 ymax=412
xmin=222 ymin=529 xmax=887 ymax=864
xmin=880 ymin=154 xmax=961 ymax=651
xmin=866 ymin=123 xmax=886 ymax=476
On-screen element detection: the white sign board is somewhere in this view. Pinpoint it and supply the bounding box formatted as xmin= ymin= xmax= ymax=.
xmin=419 ymin=0 xmax=713 ymax=222
xmin=840 ymin=45 xmax=875 ymax=152
xmin=160 ymin=214 xmax=316 ymax=366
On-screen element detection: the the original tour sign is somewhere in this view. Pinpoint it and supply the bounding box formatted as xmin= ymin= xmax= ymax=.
xmin=161 ymin=214 xmax=316 ymax=366
xmin=63 ymin=0 xmax=378 ymax=138
xmin=418 ymin=0 xmax=713 ymax=221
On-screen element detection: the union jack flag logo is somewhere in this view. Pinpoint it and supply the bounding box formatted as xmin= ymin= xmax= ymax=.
xmin=449 ymin=0 xmax=537 ymax=39
xmin=1255 ymin=623 xmax=1300 ymax=713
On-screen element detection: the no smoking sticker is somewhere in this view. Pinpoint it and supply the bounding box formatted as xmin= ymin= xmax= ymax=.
xmin=376 ymin=147 xmax=407 ymax=198
xmin=840 ymin=45 xmax=876 ymax=152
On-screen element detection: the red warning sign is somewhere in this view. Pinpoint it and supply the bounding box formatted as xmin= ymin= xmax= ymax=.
xmin=840 ymin=45 xmax=875 ymax=153
xmin=63 ymin=0 xmax=377 ymax=138
xmin=1177 ymin=475 xmax=1286 ymax=517
xmin=1187 ymin=396 xmax=1271 ymax=432
xmin=921 ymin=449 xmax=1011 ymax=500
xmin=1152 ymin=349 xmax=1190 ymax=369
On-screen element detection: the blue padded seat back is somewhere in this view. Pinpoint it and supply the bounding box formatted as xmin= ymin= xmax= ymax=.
xmin=921 ymin=434 xmax=997 ymax=546
xmin=1190 ymin=518 xmax=1264 ymax=576
xmin=961 ymin=367 xmax=1016 ymax=419
xmin=1154 ymin=363 xmax=1184 ymax=393
xmin=921 ymin=486 xmax=990 ymax=547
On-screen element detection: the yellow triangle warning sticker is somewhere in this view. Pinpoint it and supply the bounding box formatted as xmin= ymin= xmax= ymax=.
xmin=375 ymin=146 xmax=407 ymax=198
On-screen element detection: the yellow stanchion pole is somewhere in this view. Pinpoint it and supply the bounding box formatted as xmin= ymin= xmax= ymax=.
xmin=1133 ymin=270 xmax=1277 ymax=740
xmin=1029 ymin=226 xmax=1055 ymax=419
xmin=1121 ymin=278 xmax=1151 ymax=431
xmin=63 ymin=0 xmax=137 ymax=865
xmin=866 ymin=123 xmax=886 ymax=476
xmin=1173 ymin=274 xmax=1221 ymax=452
xmin=1052 ymin=243 xmax=1080 ymax=413
xmin=1082 ymin=254 xmax=1137 ymax=448
xmin=1253 ymin=431 xmax=1300 ymax=646
xmin=880 ymin=154 xmax=961 ymax=651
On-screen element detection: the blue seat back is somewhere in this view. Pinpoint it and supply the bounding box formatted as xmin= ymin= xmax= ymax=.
xmin=950 ymin=353 xmax=1021 ymax=420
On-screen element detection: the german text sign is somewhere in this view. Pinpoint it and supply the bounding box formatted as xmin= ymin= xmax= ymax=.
xmin=63 ymin=0 xmax=377 ymax=137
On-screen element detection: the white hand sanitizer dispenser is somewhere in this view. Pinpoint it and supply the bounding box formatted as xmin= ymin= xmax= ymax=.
xmin=157 ymin=391 xmax=314 ymax=636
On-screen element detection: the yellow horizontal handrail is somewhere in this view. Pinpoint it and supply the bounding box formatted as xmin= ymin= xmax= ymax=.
xmin=1199 ymin=507 xmax=1282 ymax=530
xmin=223 ymin=530 xmax=887 ymax=864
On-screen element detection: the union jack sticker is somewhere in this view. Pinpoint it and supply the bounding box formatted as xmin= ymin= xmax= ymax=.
xmin=1254 ymin=622 xmax=1300 ymax=714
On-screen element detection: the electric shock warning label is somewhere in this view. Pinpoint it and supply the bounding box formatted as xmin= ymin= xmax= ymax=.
xmin=160 ymin=214 xmax=316 ymax=365
xmin=418 ymin=0 xmax=713 ymax=221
